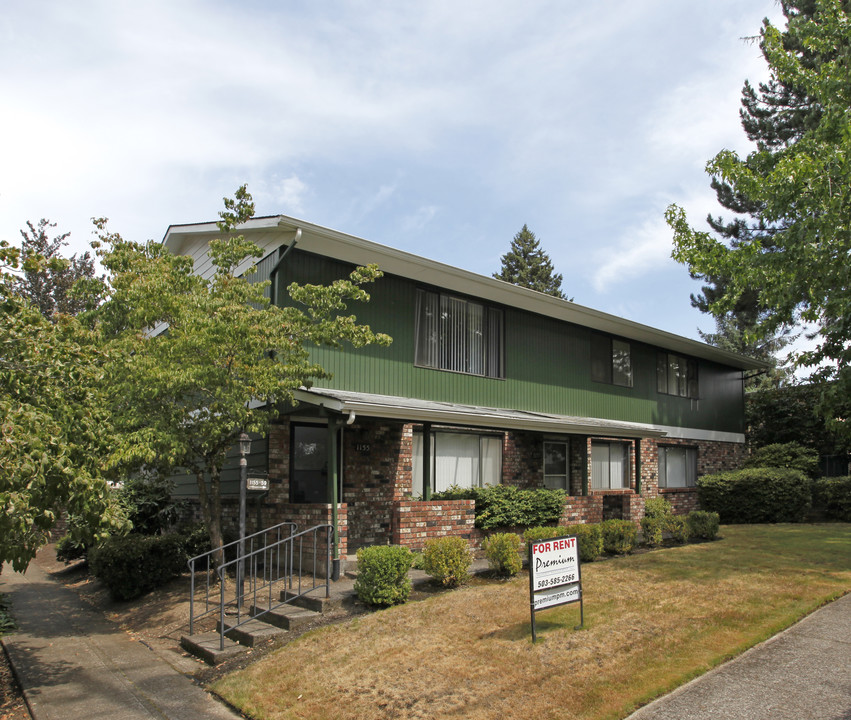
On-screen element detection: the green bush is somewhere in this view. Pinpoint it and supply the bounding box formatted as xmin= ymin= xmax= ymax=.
xmin=354 ymin=545 xmax=413 ymax=606
xmin=56 ymin=534 xmax=88 ymax=563
xmin=422 ymin=536 xmax=472 ymax=587
xmin=89 ymin=533 xmax=187 ymax=601
xmin=640 ymin=517 xmax=664 ymax=547
xmin=743 ymin=442 xmax=820 ymax=478
xmin=116 ymin=474 xmax=183 ymax=535
xmin=525 ymin=525 xmax=602 ymax=562
xmin=600 ymin=519 xmax=637 ymax=555
xmin=0 ymin=594 xmax=15 ymax=635
xmin=569 ymin=524 xmax=603 ymax=562
xmin=482 ymin=532 xmax=523 ymax=576
xmin=811 ymin=477 xmax=851 ymax=521
xmin=643 ymin=496 xmax=673 ymax=520
xmin=687 ymin=510 xmax=720 ymax=540
xmin=697 ymin=468 xmax=811 ymax=523
xmin=178 ymin=522 xmax=213 ymax=560
xmin=432 ymin=485 xmax=565 ymax=530
xmin=665 ymin=515 xmax=691 ymax=544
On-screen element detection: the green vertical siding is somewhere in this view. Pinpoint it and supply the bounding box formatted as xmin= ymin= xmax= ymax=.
xmin=265 ymin=248 xmax=745 ymax=434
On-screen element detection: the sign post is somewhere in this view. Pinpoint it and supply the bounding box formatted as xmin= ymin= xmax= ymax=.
xmin=528 ymin=534 xmax=584 ymax=642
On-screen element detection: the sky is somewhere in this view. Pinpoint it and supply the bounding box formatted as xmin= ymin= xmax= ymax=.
xmin=0 ymin=1 xmax=787 ymax=348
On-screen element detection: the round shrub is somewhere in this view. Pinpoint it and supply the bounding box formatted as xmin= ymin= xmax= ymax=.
xmin=56 ymin=535 xmax=88 ymax=564
xmin=89 ymin=533 xmax=187 ymax=601
xmin=743 ymin=442 xmax=820 ymax=478
xmin=640 ymin=517 xmax=664 ymax=548
xmin=523 ymin=526 xmax=562 ymax=545
xmin=354 ymin=545 xmax=413 ymax=606
xmin=178 ymin=522 xmax=213 ymax=560
xmin=687 ymin=510 xmax=720 ymax=540
xmin=665 ymin=515 xmax=691 ymax=544
xmin=482 ymin=532 xmax=523 ymax=576
xmin=697 ymin=468 xmax=811 ymax=523
xmin=422 ymin=536 xmax=472 ymax=587
xmin=643 ymin=497 xmax=673 ymax=520
xmin=569 ymin=524 xmax=603 ymax=562
xmin=600 ymin=519 xmax=637 ymax=555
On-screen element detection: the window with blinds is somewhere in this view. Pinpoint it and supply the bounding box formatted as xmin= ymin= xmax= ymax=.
xmin=412 ymin=431 xmax=503 ymax=495
xmin=590 ymin=442 xmax=629 ymax=490
xmin=658 ymin=446 xmax=698 ymax=488
xmin=414 ymin=289 xmax=504 ymax=378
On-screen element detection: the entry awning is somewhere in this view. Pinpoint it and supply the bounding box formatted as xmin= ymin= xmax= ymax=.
xmin=291 ymin=388 xmax=668 ymax=439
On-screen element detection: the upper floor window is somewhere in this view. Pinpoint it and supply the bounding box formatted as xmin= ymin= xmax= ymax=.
xmin=657 ymin=352 xmax=698 ymax=399
xmin=591 ymin=334 xmax=633 ymax=387
xmin=414 ymin=289 xmax=504 ymax=378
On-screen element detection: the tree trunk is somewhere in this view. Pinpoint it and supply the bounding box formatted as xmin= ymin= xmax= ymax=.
xmin=196 ymin=468 xmax=224 ymax=568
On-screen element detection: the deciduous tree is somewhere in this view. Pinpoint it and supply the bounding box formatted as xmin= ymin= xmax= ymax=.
xmin=668 ymin=0 xmax=851 ymax=438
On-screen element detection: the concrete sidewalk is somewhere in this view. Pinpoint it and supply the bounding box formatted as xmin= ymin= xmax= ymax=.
xmin=0 ymin=560 xmax=241 ymax=720
xmin=626 ymin=592 xmax=851 ymax=720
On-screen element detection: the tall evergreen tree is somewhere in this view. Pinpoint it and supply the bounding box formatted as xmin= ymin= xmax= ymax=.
xmin=493 ymin=225 xmax=568 ymax=300
xmin=689 ymin=2 xmax=822 ymax=374
xmin=13 ymin=219 xmax=98 ymax=318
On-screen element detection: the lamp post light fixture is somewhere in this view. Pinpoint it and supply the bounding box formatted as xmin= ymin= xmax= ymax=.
xmin=237 ymin=431 xmax=251 ymax=607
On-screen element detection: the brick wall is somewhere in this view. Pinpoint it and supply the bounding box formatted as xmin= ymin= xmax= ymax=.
xmin=392 ymin=499 xmax=475 ymax=550
xmin=559 ymin=495 xmax=603 ymax=525
xmin=503 ymin=430 xmax=544 ymax=488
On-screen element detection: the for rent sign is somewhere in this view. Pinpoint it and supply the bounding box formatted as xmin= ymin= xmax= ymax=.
xmin=528 ymin=535 xmax=583 ymax=641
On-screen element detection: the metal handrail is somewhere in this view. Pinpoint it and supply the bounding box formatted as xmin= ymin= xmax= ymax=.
xmin=187 ymin=521 xmax=297 ymax=634
xmin=215 ymin=524 xmax=332 ymax=650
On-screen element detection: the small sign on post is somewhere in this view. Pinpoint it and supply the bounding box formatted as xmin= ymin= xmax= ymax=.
xmin=528 ymin=534 xmax=584 ymax=642
xmin=246 ymin=473 xmax=269 ymax=492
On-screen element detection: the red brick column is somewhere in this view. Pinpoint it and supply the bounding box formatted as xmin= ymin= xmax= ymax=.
xmin=392 ymin=499 xmax=475 ymax=550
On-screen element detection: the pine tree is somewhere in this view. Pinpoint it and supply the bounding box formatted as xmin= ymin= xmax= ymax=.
xmin=493 ymin=225 xmax=568 ymax=300
xmin=689 ymin=2 xmax=822 ymax=371
xmin=13 ymin=219 xmax=98 ymax=318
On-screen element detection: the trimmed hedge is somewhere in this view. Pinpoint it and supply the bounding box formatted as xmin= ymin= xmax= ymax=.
xmin=643 ymin=497 xmax=673 ymax=520
xmin=89 ymin=533 xmax=187 ymax=601
xmin=432 ymin=485 xmax=565 ymax=530
xmin=697 ymin=468 xmax=811 ymax=523
xmin=687 ymin=510 xmax=720 ymax=540
xmin=600 ymin=519 xmax=637 ymax=555
xmin=665 ymin=515 xmax=691 ymax=544
xmin=482 ymin=533 xmax=523 ymax=576
xmin=811 ymin=476 xmax=851 ymax=521
xmin=524 ymin=524 xmax=603 ymax=562
xmin=641 ymin=517 xmax=664 ymax=547
xmin=422 ymin=536 xmax=472 ymax=587
xmin=354 ymin=545 xmax=413 ymax=606
xmin=742 ymin=442 xmax=820 ymax=478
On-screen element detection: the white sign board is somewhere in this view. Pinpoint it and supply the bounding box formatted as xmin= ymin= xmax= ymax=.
xmin=528 ymin=534 xmax=583 ymax=640
xmin=246 ymin=475 xmax=269 ymax=492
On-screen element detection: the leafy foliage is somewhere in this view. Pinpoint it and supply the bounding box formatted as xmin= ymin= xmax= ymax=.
xmin=11 ymin=219 xmax=98 ymax=319
xmin=493 ymin=225 xmax=569 ymax=300
xmin=686 ymin=511 xmax=721 ymax=540
xmin=354 ymin=545 xmax=413 ymax=606
xmin=88 ymin=533 xmax=187 ymax=601
xmin=743 ymin=441 xmax=820 ymax=478
xmin=600 ymin=519 xmax=637 ymax=555
xmin=55 ymin=535 xmax=88 ymax=563
xmin=0 ymin=593 xmax=15 ymax=635
xmin=0 ymin=242 xmax=128 ymax=571
xmin=640 ymin=517 xmax=664 ymax=548
xmin=643 ymin=496 xmax=673 ymax=520
xmin=668 ymin=0 xmax=851 ymax=434
xmin=115 ymin=473 xmax=183 ymax=535
xmin=432 ymin=485 xmax=565 ymax=530
xmin=665 ymin=516 xmax=691 ymax=544
xmin=810 ymin=477 xmax=851 ymax=521
xmin=421 ymin=536 xmax=472 ymax=587
xmin=697 ymin=468 xmax=812 ymax=523
xmin=88 ymin=186 xmax=391 ymax=559
xmin=482 ymin=532 xmax=523 ymax=576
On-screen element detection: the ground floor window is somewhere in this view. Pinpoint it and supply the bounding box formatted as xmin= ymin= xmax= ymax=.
xmin=290 ymin=424 xmax=342 ymax=503
xmin=544 ymin=440 xmax=569 ymax=490
xmin=658 ymin=445 xmax=697 ymax=488
xmin=591 ymin=441 xmax=629 ymax=490
xmin=412 ymin=430 xmax=502 ymax=495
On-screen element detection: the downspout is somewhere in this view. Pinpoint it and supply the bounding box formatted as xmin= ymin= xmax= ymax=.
xmin=422 ymin=422 xmax=432 ymax=500
xmin=635 ymin=438 xmax=642 ymax=496
xmin=327 ymin=415 xmax=341 ymax=580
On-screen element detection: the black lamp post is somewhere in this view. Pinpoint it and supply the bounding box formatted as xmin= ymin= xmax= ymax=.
xmin=237 ymin=431 xmax=251 ymax=607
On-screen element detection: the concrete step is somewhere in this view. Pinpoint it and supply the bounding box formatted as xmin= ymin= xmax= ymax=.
xmin=217 ymin=617 xmax=289 ymax=648
xmin=180 ymin=631 xmax=248 ymax=666
xmin=250 ymin=601 xmax=318 ymax=632
xmin=280 ymin=588 xmax=341 ymax=613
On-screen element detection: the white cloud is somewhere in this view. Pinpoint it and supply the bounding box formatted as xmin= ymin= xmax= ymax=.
xmin=402 ymin=205 xmax=439 ymax=233
xmin=591 ymin=213 xmax=674 ymax=292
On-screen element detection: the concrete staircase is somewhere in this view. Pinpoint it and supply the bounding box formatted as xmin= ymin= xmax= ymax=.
xmin=180 ymin=586 xmax=342 ymax=665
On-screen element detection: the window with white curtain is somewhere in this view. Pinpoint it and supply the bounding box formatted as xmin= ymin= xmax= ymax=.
xmin=412 ymin=431 xmax=502 ymax=495
xmin=414 ymin=289 xmax=503 ymax=378
xmin=591 ymin=442 xmax=629 ymax=490
xmin=658 ymin=446 xmax=698 ymax=488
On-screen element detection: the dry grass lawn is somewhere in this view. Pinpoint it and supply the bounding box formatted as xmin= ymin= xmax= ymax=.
xmin=213 ymin=524 xmax=851 ymax=720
